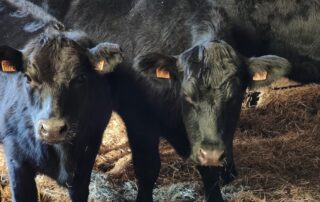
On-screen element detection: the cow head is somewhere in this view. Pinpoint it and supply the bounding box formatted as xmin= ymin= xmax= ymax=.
xmin=134 ymin=40 xmax=291 ymax=166
xmin=0 ymin=30 xmax=123 ymax=144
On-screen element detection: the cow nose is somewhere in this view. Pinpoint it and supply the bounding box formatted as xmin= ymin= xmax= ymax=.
xmin=198 ymin=148 xmax=226 ymax=166
xmin=39 ymin=119 xmax=68 ymax=140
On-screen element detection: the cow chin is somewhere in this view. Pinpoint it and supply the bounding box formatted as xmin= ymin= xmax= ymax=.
xmin=38 ymin=136 xmax=72 ymax=145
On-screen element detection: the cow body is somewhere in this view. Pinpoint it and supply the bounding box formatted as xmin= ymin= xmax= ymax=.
xmin=0 ymin=0 xmax=64 ymax=49
xmin=106 ymin=40 xmax=291 ymax=201
xmin=0 ymin=3 xmax=121 ymax=201
xmin=107 ymin=63 xmax=192 ymax=201
xmin=28 ymin=0 xmax=320 ymax=85
xmin=28 ymin=0 xmax=227 ymax=59
xmin=107 ymin=61 xmax=236 ymax=202
xmin=214 ymin=0 xmax=320 ymax=83
xmin=0 ymin=4 xmax=125 ymax=199
xmin=21 ymin=0 xmax=296 ymax=201
xmin=50 ymin=1 xmax=294 ymax=200
xmin=0 ymin=71 xmax=103 ymax=201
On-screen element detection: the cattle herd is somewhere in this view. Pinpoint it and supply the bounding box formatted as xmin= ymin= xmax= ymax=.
xmin=0 ymin=0 xmax=319 ymax=202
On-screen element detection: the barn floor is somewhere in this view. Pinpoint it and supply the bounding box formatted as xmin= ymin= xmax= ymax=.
xmin=0 ymin=83 xmax=320 ymax=202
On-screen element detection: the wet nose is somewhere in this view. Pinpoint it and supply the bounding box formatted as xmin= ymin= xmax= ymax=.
xmin=39 ymin=119 xmax=68 ymax=140
xmin=198 ymin=148 xmax=226 ymax=166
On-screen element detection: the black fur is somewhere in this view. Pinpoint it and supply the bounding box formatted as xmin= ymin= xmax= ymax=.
xmin=105 ymin=40 xmax=290 ymax=201
xmin=0 ymin=0 xmax=63 ymax=49
xmin=213 ymin=0 xmax=320 ymax=83
xmin=0 ymin=30 xmax=116 ymax=202
xmin=15 ymin=0 xmax=306 ymax=201
xmin=29 ymin=0 xmax=320 ymax=83
xmin=21 ymin=1 xmax=295 ymax=201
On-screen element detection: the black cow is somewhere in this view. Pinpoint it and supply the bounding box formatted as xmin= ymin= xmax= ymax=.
xmin=213 ymin=0 xmax=320 ymax=84
xmin=0 ymin=0 xmax=64 ymax=49
xmin=105 ymin=41 xmax=290 ymax=201
xmin=21 ymin=0 xmax=296 ymax=201
xmin=28 ymin=0 xmax=320 ymax=85
xmin=0 ymin=27 xmax=122 ymax=202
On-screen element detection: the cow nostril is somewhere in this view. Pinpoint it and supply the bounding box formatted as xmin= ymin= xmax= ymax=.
xmin=59 ymin=124 xmax=68 ymax=134
xmin=40 ymin=124 xmax=49 ymax=136
xmin=218 ymin=152 xmax=226 ymax=161
xmin=199 ymin=148 xmax=207 ymax=158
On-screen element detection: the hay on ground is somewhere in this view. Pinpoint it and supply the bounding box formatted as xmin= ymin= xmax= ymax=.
xmin=0 ymin=83 xmax=319 ymax=201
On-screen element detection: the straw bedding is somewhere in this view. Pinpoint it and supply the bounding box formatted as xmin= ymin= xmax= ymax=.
xmin=0 ymin=82 xmax=319 ymax=201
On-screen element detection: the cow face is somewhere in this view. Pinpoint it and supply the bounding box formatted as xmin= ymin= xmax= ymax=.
xmin=0 ymin=31 xmax=122 ymax=144
xmin=134 ymin=40 xmax=291 ymax=166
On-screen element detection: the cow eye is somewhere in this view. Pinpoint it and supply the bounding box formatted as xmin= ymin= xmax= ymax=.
xmin=185 ymin=95 xmax=196 ymax=108
xmin=24 ymin=74 xmax=40 ymax=88
xmin=76 ymin=75 xmax=87 ymax=83
xmin=24 ymin=74 xmax=32 ymax=83
xmin=185 ymin=96 xmax=193 ymax=104
xmin=71 ymin=74 xmax=88 ymax=87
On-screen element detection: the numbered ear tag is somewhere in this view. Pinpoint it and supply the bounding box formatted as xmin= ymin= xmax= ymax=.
xmin=95 ymin=59 xmax=108 ymax=72
xmin=1 ymin=60 xmax=16 ymax=72
xmin=252 ymin=70 xmax=267 ymax=81
xmin=156 ymin=67 xmax=170 ymax=79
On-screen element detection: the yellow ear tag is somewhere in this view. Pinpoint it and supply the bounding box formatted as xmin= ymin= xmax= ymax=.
xmin=156 ymin=67 xmax=170 ymax=79
xmin=95 ymin=59 xmax=108 ymax=71
xmin=253 ymin=70 xmax=267 ymax=81
xmin=1 ymin=60 xmax=16 ymax=72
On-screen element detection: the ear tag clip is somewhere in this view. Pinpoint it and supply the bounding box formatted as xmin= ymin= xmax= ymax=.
xmin=95 ymin=59 xmax=108 ymax=72
xmin=1 ymin=60 xmax=16 ymax=72
xmin=252 ymin=70 xmax=267 ymax=81
xmin=156 ymin=67 xmax=170 ymax=79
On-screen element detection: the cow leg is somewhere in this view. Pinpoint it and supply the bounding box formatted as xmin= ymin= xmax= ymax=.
xmin=3 ymin=145 xmax=37 ymax=202
xmin=68 ymin=141 xmax=101 ymax=202
xmin=164 ymin=128 xmax=191 ymax=158
xmin=221 ymin=142 xmax=237 ymax=185
xmin=128 ymin=131 xmax=160 ymax=202
xmin=197 ymin=166 xmax=224 ymax=202
xmin=68 ymin=108 xmax=112 ymax=202
xmin=220 ymin=160 xmax=237 ymax=185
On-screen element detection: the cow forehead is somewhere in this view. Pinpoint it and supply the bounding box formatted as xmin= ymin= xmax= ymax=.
xmin=25 ymin=38 xmax=89 ymax=83
xmin=181 ymin=42 xmax=242 ymax=89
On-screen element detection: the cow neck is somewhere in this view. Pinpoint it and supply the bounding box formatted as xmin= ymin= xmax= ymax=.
xmin=52 ymin=144 xmax=76 ymax=185
xmin=107 ymin=64 xmax=182 ymax=124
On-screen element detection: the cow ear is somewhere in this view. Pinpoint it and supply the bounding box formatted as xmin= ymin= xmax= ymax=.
xmin=247 ymin=55 xmax=291 ymax=89
xmin=133 ymin=53 xmax=180 ymax=80
xmin=0 ymin=46 xmax=24 ymax=73
xmin=89 ymin=42 xmax=123 ymax=74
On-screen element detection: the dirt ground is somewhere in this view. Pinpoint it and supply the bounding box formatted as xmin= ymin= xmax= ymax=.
xmin=0 ymin=82 xmax=319 ymax=202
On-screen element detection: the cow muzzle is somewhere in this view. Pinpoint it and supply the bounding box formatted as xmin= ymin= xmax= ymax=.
xmin=38 ymin=119 xmax=69 ymax=144
xmin=197 ymin=148 xmax=226 ymax=166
